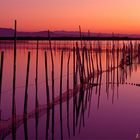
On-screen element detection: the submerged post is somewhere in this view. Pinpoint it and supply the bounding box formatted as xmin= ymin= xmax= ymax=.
xmin=96 ymin=50 xmax=99 ymax=73
xmin=48 ymin=30 xmax=55 ymax=140
xmin=98 ymin=41 xmax=102 ymax=72
xmin=73 ymin=47 xmax=76 ymax=136
xmin=0 ymin=51 xmax=4 ymax=120
xmin=48 ymin=30 xmax=54 ymax=104
xmin=67 ymin=51 xmax=70 ymax=137
xmin=12 ymin=20 xmax=17 ymax=115
xmin=60 ymin=50 xmax=63 ymax=140
xmin=12 ymin=19 xmax=17 ymax=140
xmin=35 ymin=40 xmax=39 ymax=108
xmin=0 ymin=51 xmax=4 ymax=96
xmin=24 ymin=52 xmax=31 ymax=114
xmin=45 ymin=51 xmax=50 ymax=107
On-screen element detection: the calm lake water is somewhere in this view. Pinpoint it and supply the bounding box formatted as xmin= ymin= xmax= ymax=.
xmin=0 ymin=40 xmax=140 ymax=140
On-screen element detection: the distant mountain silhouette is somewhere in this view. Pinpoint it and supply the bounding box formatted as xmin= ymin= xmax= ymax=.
xmin=0 ymin=28 xmax=140 ymax=38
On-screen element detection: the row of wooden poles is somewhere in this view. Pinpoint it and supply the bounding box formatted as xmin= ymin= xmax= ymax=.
xmin=0 ymin=52 xmax=137 ymax=140
xmin=0 ymin=22 xmax=101 ymax=139
xmin=9 ymin=44 xmax=139 ymax=140
xmin=0 ymin=21 xmax=140 ymax=140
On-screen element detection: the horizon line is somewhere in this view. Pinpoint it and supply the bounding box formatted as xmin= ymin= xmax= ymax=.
xmin=1 ymin=27 xmax=140 ymax=35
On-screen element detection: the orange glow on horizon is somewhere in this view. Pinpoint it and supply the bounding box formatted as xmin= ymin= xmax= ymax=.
xmin=1 ymin=0 xmax=140 ymax=34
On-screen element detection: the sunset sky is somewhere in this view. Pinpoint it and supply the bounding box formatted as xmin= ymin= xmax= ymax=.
xmin=1 ymin=0 xmax=140 ymax=33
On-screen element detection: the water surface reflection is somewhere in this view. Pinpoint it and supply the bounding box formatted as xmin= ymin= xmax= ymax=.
xmin=0 ymin=41 xmax=140 ymax=139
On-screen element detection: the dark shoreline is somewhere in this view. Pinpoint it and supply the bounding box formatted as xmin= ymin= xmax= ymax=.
xmin=1 ymin=36 xmax=140 ymax=41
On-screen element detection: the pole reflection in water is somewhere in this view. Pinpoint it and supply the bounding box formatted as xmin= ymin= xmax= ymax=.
xmin=0 ymin=51 xmax=4 ymax=120
xmin=44 ymin=50 xmax=50 ymax=140
xmin=0 ymin=40 xmax=140 ymax=140
xmin=12 ymin=20 xmax=17 ymax=140
xmin=59 ymin=50 xmax=63 ymax=140
xmin=35 ymin=41 xmax=39 ymax=140
xmin=67 ymin=51 xmax=70 ymax=138
xmin=23 ymin=51 xmax=31 ymax=140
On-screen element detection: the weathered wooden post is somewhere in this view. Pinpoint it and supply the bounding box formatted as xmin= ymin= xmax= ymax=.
xmin=35 ymin=40 xmax=39 ymax=108
xmin=60 ymin=50 xmax=64 ymax=140
xmin=0 ymin=51 xmax=4 ymax=120
xmin=12 ymin=19 xmax=17 ymax=140
xmin=48 ymin=30 xmax=55 ymax=140
xmin=45 ymin=51 xmax=50 ymax=107
xmin=0 ymin=51 xmax=4 ymax=98
xmin=24 ymin=51 xmax=31 ymax=114
xmin=67 ymin=51 xmax=70 ymax=138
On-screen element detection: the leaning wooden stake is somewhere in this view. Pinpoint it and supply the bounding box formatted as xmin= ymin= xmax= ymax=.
xmin=85 ymin=48 xmax=89 ymax=78
xmin=12 ymin=20 xmax=17 ymax=115
xmin=35 ymin=40 xmax=39 ymax=108
xmin=48 ymin=30 xmax=55 ymax=140
xmin=96 ymin=50 xmax=99 ymax=73
xmin=45 ymin=51 xmax=50 ymax=106
xmin=24 ymin=115 xmax=28 ymax=140
xmin=24 ymin=51 xmax=31 ymax=114
xmin=35 ymin=41 xmax=39 ymax=140
xmin=45 ymin=51 xmax=50 ymax=140
xmin=73 ymin=47 xmax=76 ymax=136
xmin=98 ymin=41 xmax=102 ymax=72
xmin=60 ymin=50 xmax=63 ymax=140
xmin=0 ymin=51 xmax=4 ymax=119
xmin=12 ymin=19 xmax=17 ymax=140
xmin=0 ymin=51 xmax=4 ymax=97
xmin=48 ymin=30 xmax=54 ymax=103
xmin=88 ymin=31 xmax=94 ymax=75
xmin=67 ymin=51 xmax=71 ymax=137
xmin=24 ymin=55 xmax=30 ymax=140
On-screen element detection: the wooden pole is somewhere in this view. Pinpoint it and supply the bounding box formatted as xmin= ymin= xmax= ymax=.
xmin=96 ymin=50 xmax=99 ymax=73
xmin=90 ymin=44 xmax=94 ymax=75
xmin=48 ymin=30 xmax=54 ymax=102
xmin=48 ymin=30 xmax=55 ymax=140
xmin=0 ymin=51 xmax=4 ymax=120
xmin=0 ymin=51 xmax=4 ymax=97
xmin=24 ymin=52 xmax=31 ymax=114
xmin=12 ymin=20 xmax=17 ymax=115
xmin=97 ymin=74 xmax=102 ymax=109
xmin=98 ymin=41 xmax=102 ymax=72
xmin=35 ymin=109 xmax=39 ymax=140
xmin=46 ymin=109 xmax=50 ymax=140
xmin=67 ymin=51 xmax=70 ymax=138
xmin=35 ymin=41 xmax=39 ymax=108
xmin=45 ymin=51 xmax=50 ymax=107
xmin=23 ymin=54 xmax=30 ymax=140
xmin=73 ymin=47 xmax=76 ymax=136
xmin=12 ymin=19 xmax=17 ymax=140
xmin=85 ymin=48 xmax=89 ymax=78
xmin=88 ymin=48 xmax=92 ymax=76
xmin=60 ymin=51 xmax=63 ymax=140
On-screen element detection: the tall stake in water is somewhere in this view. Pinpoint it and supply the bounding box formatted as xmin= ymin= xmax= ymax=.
xmin=12 ymin=19 xmax=17 ymax=140
xmin=60 ymin=50 xmax=63 ymax=140
xmin=0 ymin=51 xmax=4 ymax=96
xmin=67 ymin=51 xmax=71 ymax=138
xmin=73 ymin=47 xmax=76 ymax=136
xmin=0 ymin=51 xmax=4 ymax=119
xmin=35 ymin=41 xmax=39 ymax=108
xmin=24 ymin=52 xmax=31 ymax=114
xmin=45 ymin=51 xmax=50 ymax=106
xmin=48 ymin=30 xmax=55 ymax=140
xmin=23 ymin=52 xmax=30 ymax=140
xmin=35 ymin=41 xmax=39 ymax=140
